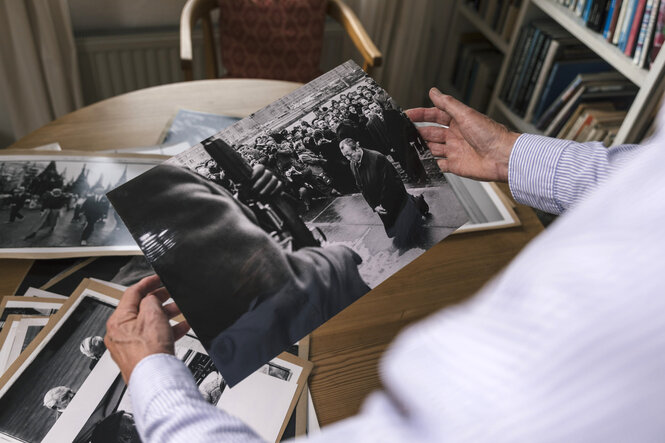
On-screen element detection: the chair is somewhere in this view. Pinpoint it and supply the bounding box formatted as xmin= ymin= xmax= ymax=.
xmin=180 ymin=0 xmax=382 ymax=82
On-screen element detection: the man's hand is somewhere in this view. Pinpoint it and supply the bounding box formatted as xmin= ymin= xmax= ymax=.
xmin=105 ymin=275 xmax=190 ymax=383
xmin=251 ymin=164 xmax=283 ymax=198
xmin=406 ymin=88 xmax=520 ymax=182
xmin=374 ymin=205 xmax=387 ymax=215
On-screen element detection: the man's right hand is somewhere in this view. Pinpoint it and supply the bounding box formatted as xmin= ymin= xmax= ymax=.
xmin=406 ymin=88 xmax=520 ymax=182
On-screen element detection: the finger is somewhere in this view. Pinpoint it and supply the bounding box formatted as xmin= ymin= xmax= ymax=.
xmin=429 ymin=88 xmax=467 ymax=121
xmin=150 ymin=287 xmax=171 ymax=304
xmin=172 ymin=321 xmax=191 ymax=342
xmin=252 ymin=170 xmax=272 ymax=192
xmin=162 ymin=302 xmax=182 ymax=319
xmin=139 ymin=293 xmax=167 ymax=318
xmin=251 ymin=164 xmax=265 ymax=180
xmin=427 ymin=141 xmax=447 ymax=158
xmin=405 ymin=106 xmax=451 ymax=126
xmin=417 ymin=126 xmax=448 ymax=144
xmin=260 ymin=176 xmax=280 ymax=196
xmin=436 ymin=158 xmax=450 ymax=173
xmin=117 ymin=275 xmax=162 ymax=313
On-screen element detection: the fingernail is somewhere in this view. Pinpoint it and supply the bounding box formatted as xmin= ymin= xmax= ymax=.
xmin=431 ymin=87 xmax=442 ymax=96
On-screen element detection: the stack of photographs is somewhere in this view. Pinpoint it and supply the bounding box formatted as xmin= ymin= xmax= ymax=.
xmin=0 ymin=279 xmax=314 ymax=443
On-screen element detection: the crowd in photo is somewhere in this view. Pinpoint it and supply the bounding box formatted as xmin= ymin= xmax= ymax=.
xmin=196 ymin=81 xmax=429 ymax=211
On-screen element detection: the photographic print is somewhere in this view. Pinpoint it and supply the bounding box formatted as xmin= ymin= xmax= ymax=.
xmin=0 ymin=280 xmax=119 ymax=443
xmin=0 ymin=315 xmax=50 ymax=373
xmin=49 ymin=333 xmax=310 ymax=443
xmin=0 ymin=151 xmax=165 ymax=258
xmin=107 ymin=60 xmax=468 ymax=386
xmin=0 ymin=297 xmax=63 ymax=332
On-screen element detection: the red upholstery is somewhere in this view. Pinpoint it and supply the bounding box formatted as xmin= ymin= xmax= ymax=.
xmin=218 ymin=0 xmax=327 ymax=83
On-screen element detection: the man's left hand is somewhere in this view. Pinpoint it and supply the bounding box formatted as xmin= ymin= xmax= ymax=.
xmin=105 ymin=275 xmax=190 ymax=383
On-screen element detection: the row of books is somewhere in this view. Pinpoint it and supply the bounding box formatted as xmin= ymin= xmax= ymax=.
xmin=554 ymin=0 xmax=665 ymax=68
xmin=534 ymin=70 xmax=636 ymax=143
xmin=451 ymin=34 xmax=503 ymax=112
xmin=463 ymin=0 xmax=523 ymax=42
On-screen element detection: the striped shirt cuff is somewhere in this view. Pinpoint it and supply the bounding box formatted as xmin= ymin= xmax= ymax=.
xmin=508 ymin=134 xmax=572 ymax=215
xmin=129 ymin=353 xmax=199 ymax=421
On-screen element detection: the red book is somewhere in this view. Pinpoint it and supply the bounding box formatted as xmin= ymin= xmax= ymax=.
xmin=625 ymin=0 xmax=648 ymax=55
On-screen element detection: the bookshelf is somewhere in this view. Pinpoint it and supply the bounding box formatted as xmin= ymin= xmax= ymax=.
xmin=444 ymin=0 xmax=665 ymax=145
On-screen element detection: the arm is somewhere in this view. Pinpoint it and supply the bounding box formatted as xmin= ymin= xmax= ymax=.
xmin=129 ymin=354 xmax=264 ymax=443
xmin=509 ymin=134 xmax=642 ymax=214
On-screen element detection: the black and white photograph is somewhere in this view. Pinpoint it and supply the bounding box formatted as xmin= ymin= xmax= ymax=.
xmin=0 ymin=282 xmax=118 ymax=443
xmin=0 ymin=297 xmax=63 ymax=332
xmin=49 ymin=332 xmax=309 ymax=443
xmin=0 ymin=152 xmax=164 ymax=258
xmin=0 ymin=315 xmax=50 ymax=373
xmin=108 ymin=61 xmax=468 ymax=387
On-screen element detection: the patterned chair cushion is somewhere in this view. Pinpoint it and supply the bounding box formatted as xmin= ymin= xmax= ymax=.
xmin=218 ymin=0 xmax=327 ymax=83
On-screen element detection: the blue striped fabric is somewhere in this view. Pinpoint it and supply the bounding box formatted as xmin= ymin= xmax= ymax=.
xmin=129 ymin=131 xmax=664 ymax=442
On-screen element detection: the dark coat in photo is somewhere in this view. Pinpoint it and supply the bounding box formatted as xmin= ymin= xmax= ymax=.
xmin=350 ymin=148 xmax=408 ymax=232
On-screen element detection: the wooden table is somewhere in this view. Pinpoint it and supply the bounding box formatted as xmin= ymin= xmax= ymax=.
xmin=4 ymin=79 xmax=543 ymax=427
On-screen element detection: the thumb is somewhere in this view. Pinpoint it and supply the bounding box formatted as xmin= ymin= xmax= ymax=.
xmin=429 ymin=88 xmax=465 ymax=119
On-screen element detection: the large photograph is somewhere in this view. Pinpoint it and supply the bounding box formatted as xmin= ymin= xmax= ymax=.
xmin=0 ymin=152 xmax=164 ymax=258
xmin=108 ymin=60 xmax=468 ymax=386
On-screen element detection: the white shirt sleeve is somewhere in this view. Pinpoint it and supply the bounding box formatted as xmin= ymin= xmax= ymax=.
xmin=129 ymin=353 xmax=264 ymax=443
xmin=508 ymin=133 xmax=642 ymax=214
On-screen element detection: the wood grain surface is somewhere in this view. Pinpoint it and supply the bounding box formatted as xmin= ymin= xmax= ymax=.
xmin=3 ymin=79 xmax=543 ymax=427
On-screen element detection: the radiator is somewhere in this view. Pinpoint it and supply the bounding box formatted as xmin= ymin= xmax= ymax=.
xmin=76 ymin=23 xmax=345 ymax=106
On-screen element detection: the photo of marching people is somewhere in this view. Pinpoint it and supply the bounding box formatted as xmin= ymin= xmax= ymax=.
xmin=0 ymin=154 xmax=162 ymax=257
xmin=167 ymin=60 xmax=468 ymax=288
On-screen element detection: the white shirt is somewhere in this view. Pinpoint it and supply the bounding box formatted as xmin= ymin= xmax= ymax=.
xmin=129 ymin=122 xmax=665 ymax=442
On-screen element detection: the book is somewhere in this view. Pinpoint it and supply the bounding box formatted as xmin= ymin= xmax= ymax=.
xmin=634 ymin=0 xmax=658 ymax=65
xmin=650 ymin=0 xmax=665 ymax=65
xmin=604 ymin=0 xmax=623 ymax=39
xmin=501 ymin=0 xmax=521 ymax=41
xmin=524 ymin=30 xmax=579 ymax=122
xmin=468 ymin=51 xmax=503 ymax=112
xmin=618 ymin=0 xmax=639 ymax=50
xmin=536 ymin=71 xmax=626 ymax=129
xmin=508 ymin=26 xmax=545 ymax=110
xmin=500 ymin=26 xmax=531 ymax=100
xmin=613 ymin=0 xmax=632 ymax=44
xmin=624 ymin=0 xmax=647 ymax=55
xmin=544 ymin=82 xmax=637 ymax=135
xmin=532 ymin=59 xmax=612 ymax=123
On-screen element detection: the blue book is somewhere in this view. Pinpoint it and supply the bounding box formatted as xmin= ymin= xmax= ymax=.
xmin=532 ymin=59 xmax=612 ymax=123
xmin=619 ymin=0 xmax=639 ymax=50
xmin=583 ymin=0 xmax=595 ymax=22
xmin=603 ymin=0 xmax=619 ymax=37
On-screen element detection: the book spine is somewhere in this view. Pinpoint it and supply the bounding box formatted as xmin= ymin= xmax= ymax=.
xmin=517 ymin=34 xmax=550 ymax=114
xmin=619 ymin=0 xmax=640 ymax=50
xmin=536 ymin=76 xmax=583 ymax=129
xmin=576 ymin=0 xmax=588 ymax=16
xmin=501 ymin=26 xmax=530 ymax=101
xmin=603 ymin=0 xmax=619 ymax=37
xmin=634 ymin=0 xmax=656 ymax=63
xmin=638 ymin=0 xmax=659 ymax=65
xmin=607 ymin=0 xmax=624 ymax=40
xmin=524 ymin=39 xmax=561 ymax=122
xmin=650 ymin=0 xmax=665 ymax=64
xmin=625 ymin=0 xmax=648 ymax=55
xmin=613 ymin=0 xmax=631 ymax=44
xmin=583 ymin=0 xmax=595 ymax=22
xmin=509 ymin=29 xmax=543 ymax=110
